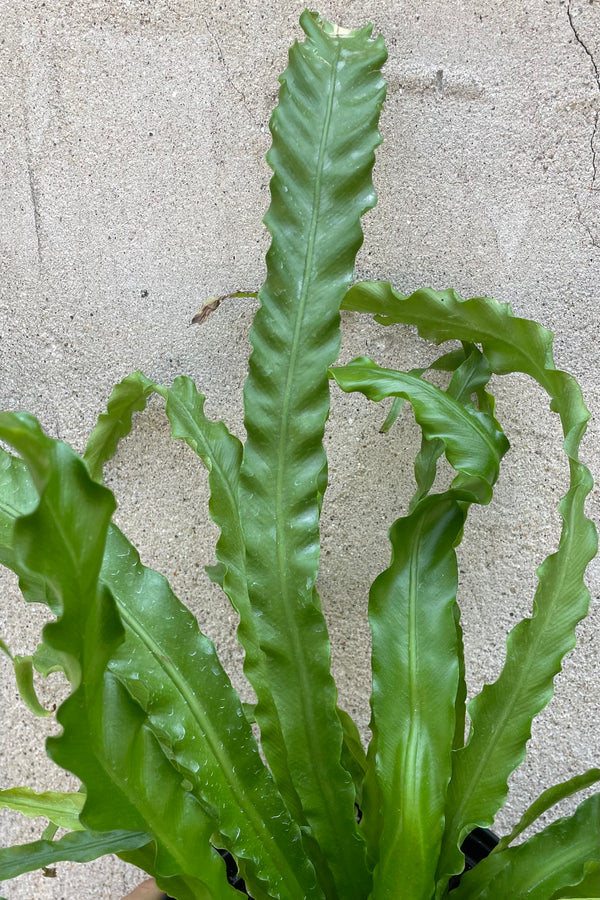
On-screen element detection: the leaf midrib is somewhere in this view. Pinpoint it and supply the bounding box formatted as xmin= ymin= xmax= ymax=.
xmin=271 ymin=37 xmax=355 ymax=844
xmin=392 ymin=516 xmax=427 ymax=879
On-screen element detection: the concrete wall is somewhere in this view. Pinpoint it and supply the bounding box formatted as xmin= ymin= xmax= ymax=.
xmin=1 ymin=1 xmax=598 ymax=897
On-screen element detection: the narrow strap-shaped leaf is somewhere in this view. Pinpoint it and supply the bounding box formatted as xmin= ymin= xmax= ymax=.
xmin=339 ymin=282 xmax=597 ymax=891
xmin=412 ymin=348 xmax=498 ymax=757
xmin=366 ymin=493 xmax=466 ymax=899
xmin=0 ymin=828 xmax=151 ymax=882
xmin=379 ymin=394 xmax=405 ymax=434
xmin=84 ymin=371 xmax=156 ymax=481
xmin=407 ymin=349 xmax=495 ymax=754
xmin=496 ymin=768 xmax=600 ymax=852
xmin=452 ymin=598 xmax=467 ymax=753
xmin=451 ymin=793 xmax=600 ymax=900
xmin=239 ymin=13 xmax=386 ymax=896
xmin=157 ymin=379 xmax=341 ymax=890
xmin=103 ymin=524 xmax=322 ymax=900
xmin=439 ymin=432 xmax=595 ymax=884
xmin=0 ymin=414 xmax=242 ymax=900
xmin=330 ymin=356 xmax=508 ymax=504
xmin=1 ymin=385 xmax=328 ymax=890
xmin=340 ymin=282 xmax=588 ymax=459
xmin=83 ymin=370 xmax=309 ymax=829
xmin=157 ymin=377 xmax=307 ymax=826
xmin=0 ymin=788 xmax=85 ymax=832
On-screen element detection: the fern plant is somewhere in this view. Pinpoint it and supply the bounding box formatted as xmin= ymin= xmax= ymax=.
xmin=0 ymin=11 xmax=598 ymax=900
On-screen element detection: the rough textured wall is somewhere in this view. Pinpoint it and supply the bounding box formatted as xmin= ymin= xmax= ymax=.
xmin=1 ymin=1 xmax=598 ymax=897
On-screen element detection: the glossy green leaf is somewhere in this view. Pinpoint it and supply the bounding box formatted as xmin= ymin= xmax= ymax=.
xmin=440 ymin=439 xmax=595 ymax=882
xmin=0 ymin=413 xmax=241 ymax=899
xmin=330 ymin=355 xmax=508 ymax=504
xmin=0 ymin=447 xmax=37 ymax=551
xmin=339 ymin=282 xmax=597 ymax=891
xmin=1 ymin=511 xmax=68 ymax=726
xmin=84 ymin=371 xmax=155 ymax=481
xmin=158 ymin=376 xmax=306 ymax=824
xmin=83 ymin=369 xmax=309 ymax=830
xmin=31 ymin=641 xmax=67 ymax=678
xmin=55 ymin=679 xmax=239 ymax=900
xmin=40 ymin=822 xmax=58 ymax=841
xmin=379 ymin=395 xmax=405 ymax=434
xmin=451 ymin=598 xmax=467 ymax=753
xmin=103 ymin=523 xmax=321 ymax=900
xmin=5 ymin=378 xmax=318 ymax=897
xmin=0 ymin=788 xmax=84 ymax=831
xmin=239 ymin=12 xmax=386 ymax=897
xmin=366 ymin=493 xmax=466 ymax=898
xmin=0 ymin=382 xmax=329 ymax=894
xmin=451 ymin=793 xmax=600 ymax=900
xmin=340 ymin=282 xmax=589 ymax=459
xmin=0 ymin=829 xmax=151 ymax=882
xmin=158 ymin=377 xmax=340 ymax=894
xmin=496 ymin=768 xmax=600 ymax=852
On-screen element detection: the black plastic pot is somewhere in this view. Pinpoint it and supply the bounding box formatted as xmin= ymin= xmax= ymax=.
xmin=448 ymin=827 xmax=499 ymax=891
xmin=162 ymin=828 xmax=498 ymax=899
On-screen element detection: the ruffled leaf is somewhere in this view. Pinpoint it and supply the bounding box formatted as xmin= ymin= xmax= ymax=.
xmin=330 ymin=355 xmax=508 ymax=504
xmin=496 ymin=769 xmax=600 ymax=852
xmin=339 ymin=282 xmax=597 ymax=892
xmin=549 ymin=861 xmax=599 ymax=899
xmin=0 ymin=829 xmax=150 ymax=882
xmin=365 ymin=493 xmax=466 ymax=898
xmin=0 ymin=413 xmax=244 ymax=899
xmin=158 ymin=377 xmax=306 ymax=826
xmin=84 ymin=371 xmax=155 ymax=482
xmin=103 ymin=523 xmax=322 ymax=900
xmin=239 ymin=12 xmax=387 ymax=896
xmin=451 ymin=793 xmax=600 ymax=900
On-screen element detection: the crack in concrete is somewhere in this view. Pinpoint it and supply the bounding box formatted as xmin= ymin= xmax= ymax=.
xmin=567 ymin=0 xmax=600 ymax=189
xmin=576 ymin=203 xmax=600 ymax=247
xmin=203 ymin=18 xmax=257 ymax=127
xmin=20 ymin=82 xmax=44 ymax=275
xmin=24 ymin=152 xmax=43 ymax=273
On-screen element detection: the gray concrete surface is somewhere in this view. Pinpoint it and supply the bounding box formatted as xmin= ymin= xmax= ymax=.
xmin=1 ymin=1 xmax=599 ymax=896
